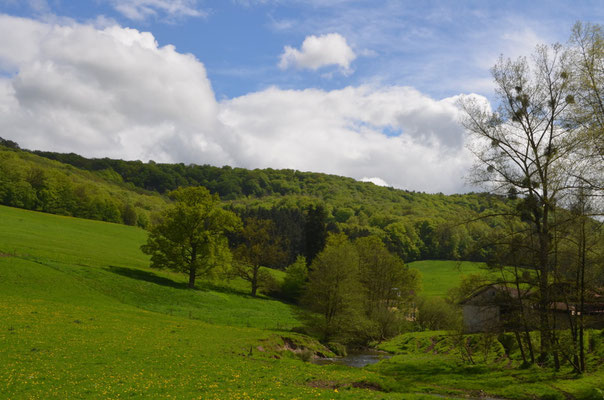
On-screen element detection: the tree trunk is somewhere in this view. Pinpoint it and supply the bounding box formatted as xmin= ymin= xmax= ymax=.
xmin=188 ymin=268 xmax=196 ymax=289
xmin=579 ymin=215 xmax=586 ymax=372
xmin=188 ymin=245 xmax=197 ymax=289
xmin=538 ymin=217 xmax=552 ymax=362
xmin=515 ymin=331 xmax=527 ymax=365
xmin=251 ymin=265 xmax=259 ymax=296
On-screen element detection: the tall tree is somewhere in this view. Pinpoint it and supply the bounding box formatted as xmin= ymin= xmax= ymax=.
xmin=233 ymin=218 xmax=287 ymax=296
xmin=355 ymin=236 xmax=420 ymax=340
xmin=460 ymin=43 xmax=578 ymax=361
xmin=141 ymin=186 xmax=240 ymax=288
xmin=302 ymin=233 xmax=364 ymax=342
xmin=568 ymin=22 xmax=604 ymax=175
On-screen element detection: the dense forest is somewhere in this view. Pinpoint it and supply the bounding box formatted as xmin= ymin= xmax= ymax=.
xmin=1 ymin=137 xmax=514 ymax=266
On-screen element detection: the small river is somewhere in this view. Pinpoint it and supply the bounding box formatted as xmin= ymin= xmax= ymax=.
xmin=312 ymin=350 xmax=391 ymax=368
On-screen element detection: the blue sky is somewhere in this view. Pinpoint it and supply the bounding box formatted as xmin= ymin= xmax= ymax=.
xmin=0 ymin=0 xmax=601 ymax=193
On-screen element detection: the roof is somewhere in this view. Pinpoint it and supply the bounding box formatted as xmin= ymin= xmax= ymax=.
xmin=460 ymin=284 xmax=532 ymax=305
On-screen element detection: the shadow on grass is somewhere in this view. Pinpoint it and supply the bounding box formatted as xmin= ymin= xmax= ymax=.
xmin=105 ymin=266 xmax=188 ymax=289
xmin=105 ymin=266 xmax=269 ymax=300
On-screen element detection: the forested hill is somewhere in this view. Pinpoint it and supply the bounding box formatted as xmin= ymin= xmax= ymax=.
xmin=1 ymin=139 xmax=512 ymax=264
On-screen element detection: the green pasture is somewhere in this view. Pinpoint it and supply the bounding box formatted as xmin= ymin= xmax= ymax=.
xmin=0 ymin=205 xmax=412 ymax=399
xmin=1 ymin=205 xmax=602 ymax=399
xmin=376 ymin=331 xmax=604 ymax=400
xmin=409 ymin=260 xmax=487 ymax=298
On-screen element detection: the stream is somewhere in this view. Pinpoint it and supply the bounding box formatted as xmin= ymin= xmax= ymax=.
xmin=312 ymin=349 xmax=391 ymax=368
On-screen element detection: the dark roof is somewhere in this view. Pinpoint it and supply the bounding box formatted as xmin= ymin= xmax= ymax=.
xmin=460 ymin=284 xmax=532 ymax=305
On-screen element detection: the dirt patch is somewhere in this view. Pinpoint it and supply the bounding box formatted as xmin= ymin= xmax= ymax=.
xmin=307 ymin=380 xmax=383 ymax=392
xmin=426 ymin=337 xmax=438 ymax=353
xmin=0 ymin=253 xmax=12 ymax=257
xmin=351 ymin=381 xmax=383 ymax=391
xmin=307 ymin=380 xmax=342 ymax=389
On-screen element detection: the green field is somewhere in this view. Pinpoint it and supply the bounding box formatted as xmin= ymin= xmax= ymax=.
xmin=0 ymin=205 xmax=414 ymax=399
xmin=408 ymin=260 xmax=486 ymax=298
xmin=1 ymin=205 xmax=602 ymax=399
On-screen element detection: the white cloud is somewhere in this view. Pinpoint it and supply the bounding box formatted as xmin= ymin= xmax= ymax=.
xmin=0 ymin=14 xmax=226 ymax=164
xmin=0 ymin=15 xmax=480 ymax=194
xmin=361 ymin=177 xmax=389 ymax=187
xmin=279 ymin=33 xmax=356 ymax=73
xmin=219 ymin=85 xmax=473 ymax=193
xmin=108 ymin=0 xmax=206 ymax=21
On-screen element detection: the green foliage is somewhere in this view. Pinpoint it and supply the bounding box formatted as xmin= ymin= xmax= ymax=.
xmin=304 ymin=203 xmax=328 ymax=264
xmin=232 ymin=218 xmax=287 ymax=296
xmin=303 ymin=234 xmax=420 ymax=345
xmin=302 ymin=233 xmax=365 ymax=343
xmin=141 ymin=187 xmax=240 ymax=288
xmin=281 ymin=255 xmax=308 ymax=302
xmin=416 ymin=297 xmax=461 ymax=331
xmin=29 ymin=145 xmax=516 ymax=264
xmin=356 ymin=236 xmax=420 ymax=340
xmin=0 ymin=146 xmax=166 ymax=226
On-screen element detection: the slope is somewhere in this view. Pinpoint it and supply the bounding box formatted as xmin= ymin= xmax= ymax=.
xmin=0 ymin=205 xmax=416 ymax=399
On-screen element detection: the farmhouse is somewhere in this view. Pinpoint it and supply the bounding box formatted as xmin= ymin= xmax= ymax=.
xmin=460 ymin=285 xmax=527 ymax=333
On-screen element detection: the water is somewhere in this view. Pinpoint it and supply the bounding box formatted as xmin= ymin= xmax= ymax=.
xmin=313 ymin=350 xmax=391 ymax=368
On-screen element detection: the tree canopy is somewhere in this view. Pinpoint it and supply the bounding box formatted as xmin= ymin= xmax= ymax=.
xmin=141 ymin=187 xmax=240 ymax=288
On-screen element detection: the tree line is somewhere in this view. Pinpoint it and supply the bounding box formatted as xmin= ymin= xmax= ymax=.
xmin=2 ymin=138 xmax=516 ymax=264
xmin=0 ymin=146 xmax=165 ymax=227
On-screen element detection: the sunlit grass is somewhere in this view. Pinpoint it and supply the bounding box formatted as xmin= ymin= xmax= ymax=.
xmin=1 ymin=205 xmax=602 ymax=399
xmin=408 ymin=260 xmax=488 ymax=298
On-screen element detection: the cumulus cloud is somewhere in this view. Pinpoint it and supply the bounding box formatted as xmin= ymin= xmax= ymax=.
xmin=361 ymin=177 xmax=389 ymax=187
xmin=279 ymin=33 xmax=356 ymax=73
xmin=0 ymin=15 xmax=480 ymax=193
xmin=108 ymin=0 xmax=206 ymax=21
xmin=219 ymin=85 xmax=473 ymax=193
xmin=0 ymin=14 xmax=227 ymax=164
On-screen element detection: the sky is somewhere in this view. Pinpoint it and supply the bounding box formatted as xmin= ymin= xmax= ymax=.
xmin=0 ymin=0 xmax=602 ymax=194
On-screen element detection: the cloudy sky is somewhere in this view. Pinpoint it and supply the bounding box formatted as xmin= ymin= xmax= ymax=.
xmin=0 ymin=1 xmax=601 ymax=193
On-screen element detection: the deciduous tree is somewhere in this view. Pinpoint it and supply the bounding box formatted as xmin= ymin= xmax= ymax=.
xmin=459 ymin=43 xmax=579 ymax=361
xmin=233 ymin=217 xmax=286 ymax=296
xmin=141 ymin=186 xmax=240 ymax=288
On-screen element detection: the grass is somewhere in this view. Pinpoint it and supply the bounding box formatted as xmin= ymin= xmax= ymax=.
xmin=0 ymin=205 xmax=425 ymax=399
xmin=408 ymin=260 xmax=487 ymax=298
xmin=376 ymin=331 xmax=604 ymax=399
xmin=2 ymin=204 xmax=602 ymax=399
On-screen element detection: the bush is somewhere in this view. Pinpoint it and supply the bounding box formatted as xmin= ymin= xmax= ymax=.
xmin=280 ymin=256 xmax=307 ymax=302
xmin=416 ymin=297 xmax=460 ymax=331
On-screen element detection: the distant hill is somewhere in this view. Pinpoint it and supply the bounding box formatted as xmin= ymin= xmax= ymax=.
xmin=0 ymin=143 xmax=167 ymax=228
xmin=1 ymin=140 xmax=513 ymax=265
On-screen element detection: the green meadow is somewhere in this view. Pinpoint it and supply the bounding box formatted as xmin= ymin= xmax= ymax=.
xmin=1 ymin=205 xmax=603 ymax=399
xmin=408 ymin=260 xmax=486 ymax=298
xmin=0 ymin=205 xmax=407 ymax=399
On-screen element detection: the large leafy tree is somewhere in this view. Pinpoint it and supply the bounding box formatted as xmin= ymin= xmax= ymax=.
xmin=141 ymin=186 xmax=240 ymax=288
xmin=232 ymin=217 xmax=286 ymax=296
xmin=302 ymin=233 xmax=364 ymax=342
xmin=355 ymin=236 xmax=420 ymax=340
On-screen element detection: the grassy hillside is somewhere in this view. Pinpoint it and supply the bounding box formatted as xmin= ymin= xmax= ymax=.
xmin=29 ymin=145 xmax=514 ymax=263
xmin=0 ymin=146 xmax=167 ymax=227
xmin=0 ymin=205 xmax=406 ymax=399
xmin=408 ymin=260 xmax=486 ymax=298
